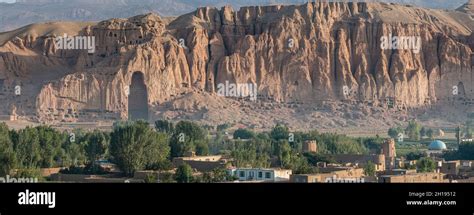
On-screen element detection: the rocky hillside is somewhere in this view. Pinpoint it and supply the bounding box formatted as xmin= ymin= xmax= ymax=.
xmin=458 ymin=0 xmax=474 ymax=14
xmin=0 ymin=1 xmax=473 ymax=130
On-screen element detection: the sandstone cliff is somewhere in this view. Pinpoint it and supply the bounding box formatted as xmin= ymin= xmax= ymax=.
xmin=458 ymin=0 xmax=474 ymax=14
xmin=0 ymin=1 xmax=473 ymax=130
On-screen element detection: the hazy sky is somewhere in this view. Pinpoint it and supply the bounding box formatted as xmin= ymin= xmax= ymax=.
xmin=0 ymin=0 xmax=15 ymax=2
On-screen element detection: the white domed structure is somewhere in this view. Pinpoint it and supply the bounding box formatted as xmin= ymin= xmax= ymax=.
xmin=428 ymin=140 xmax=447 ymax=151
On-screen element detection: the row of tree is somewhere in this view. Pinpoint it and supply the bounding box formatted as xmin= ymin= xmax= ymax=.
xmin=0 ymin=123 xmax=112 ymax=177
xmin=444 ymin=142 xmax=474 ymax=160
xmin=0 ymin=120 xmax=387 ymax=179
xmin=388 ymin=121 xmax=436 ymax=141
xmin=389 ymin=118 xmax=474 ymax=142
xmin=220 ymin=124 xmax=380 ymax=174
xmin=0 ymin=120 xmax=217 ymax=178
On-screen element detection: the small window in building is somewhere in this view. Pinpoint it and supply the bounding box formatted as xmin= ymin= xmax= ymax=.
xmin=239 ymin=171 xmax=245 ymax=178
xmin=258 ymin=172 xmax=263 ymax=178
xmin=265 ymin=172 xmax=271 ymax=179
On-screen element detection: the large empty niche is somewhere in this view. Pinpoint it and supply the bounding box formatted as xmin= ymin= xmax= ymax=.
xmin=128 ymin=72 xmax=149 ymax=121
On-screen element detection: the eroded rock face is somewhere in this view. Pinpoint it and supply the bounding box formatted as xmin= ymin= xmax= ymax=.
xmin=458 ymin=0 xmax=474 ymax=14
xmin=0 ymin=2 xmax=473 ymax=126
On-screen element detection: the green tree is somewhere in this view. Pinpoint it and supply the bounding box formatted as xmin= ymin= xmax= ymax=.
xmin=316 ymin=133 xmax=368 ymax=155
xmin=0 ymin=123 xmax=16 ymax=176
xmin=15 ymin=127 xmax=41 ymax=168
xmin=420 ymin=127 xmax=426 ymax=138
xmin=289 ymin=153 xmax=316 ymax=174
xmin=444 ymin=142 xmax=474 ymax=160
xmin=270 ymin=124 xmax=290 ymax=141
xmin=417 ymin=157 xmax=436 ymax=173
xmin=14 ymin=168 xmax=44 ymax=181
xmin=405 ymin=121 xmax=421 ymax=141
xmin=195 ymin=140 xmax=209 ymax=156
xmin=274 ymin=140 xmax=292 ymax=167
xmin=59 ymin=129 xmax=88 ymax=167
xmin=145 ymin=160 xmax=173 ymax=171
xmin=388 ymin=128 xmax=399 ymax=139
xmin=388 ymin=127 xmax=404 ymax=139
xmin=175 ymin=164 xmax=193 ymax=183
xmin=174 ymin=121 xmax=206 ymax=141
xmin=231 ymin=140 xmax=269 ymax=168
xmin=170 ymin=121 xmax=207 ymax=157
xmin=405 ymin=151 xmax=424 ymax=161
xmin=458 ymin=142 xmax=474 ymax=159
xmin=63 ymin=141 xmax=86 ymax=167
xmin=202 ymin=168 xmax=231 ymax=183
xmin=217 ymin=123 xmax=231 ymax=132
xmin=233 ymin=128 xmax=255 ymax=140
xmin=154 ymin=120 xmax=175 ymax=134
xmin=36 ymin=126 xmax=67 ymax=168
xmin=426 ymin=129 xmax=434 ymax=140
xmin=158 ymin=172 xmax=175 ymax=183
xmin=84 ymin=130 xmax=109 ymax=165
xmin=212 ymin=168 xmax=232 ymax=183
xmin=364 ymin=161 xmax=376 ymax=177
xmin=360 ymin=137 xmax=384 ymax=154
xmin=110 ymin=121 xmax=170 ymax=176
xmin=144 ymin=173 xmax=158 ymax=183
xmin=304 ymin=152 xmax=335 ymax=165
xmin=145 ymin=132 xmax=170 ymax=167
xmin=0 ymin=149 xmax=16 ymax=176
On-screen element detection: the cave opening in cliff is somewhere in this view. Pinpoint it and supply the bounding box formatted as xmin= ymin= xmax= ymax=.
xmin=128 ymin=72 xmax=149 ymax=121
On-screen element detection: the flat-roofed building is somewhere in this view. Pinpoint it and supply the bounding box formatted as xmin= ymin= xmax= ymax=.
xmin=173 ymin=155 xmax=228 ymax=172
xmin=290 ymin=167 xmax=365 ymax=183
xmin=332 ymin=154 xmax=386 ymax=172
xmin=379 ymin=172 xmax=446 ymax=183
xmin=441 ymin=161 xmax=460 ymax=176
